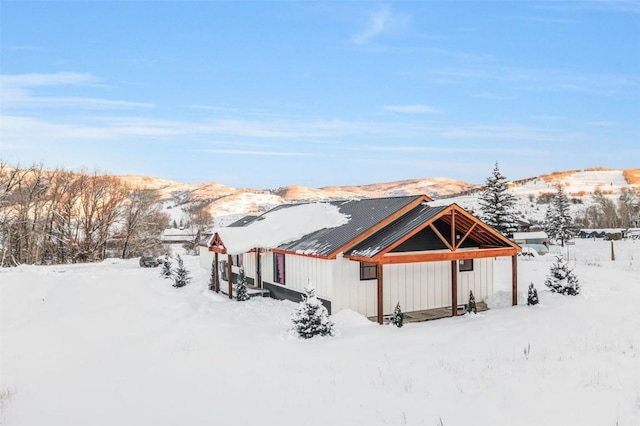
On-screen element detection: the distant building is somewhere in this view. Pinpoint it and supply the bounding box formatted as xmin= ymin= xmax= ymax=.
xmin=512 ymin=231 xmax=549 ymax=255
xmin=161 ymin=228 xmax=198 ymax=245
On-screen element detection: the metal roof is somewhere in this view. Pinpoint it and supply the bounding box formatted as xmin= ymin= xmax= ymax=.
xmin=272 ymin=195 xmax=425 ymax=256
xmin=345 ymin=204 xmax=448 ymax=258
xmin=227 ymin=215 xmax=260 ymax=227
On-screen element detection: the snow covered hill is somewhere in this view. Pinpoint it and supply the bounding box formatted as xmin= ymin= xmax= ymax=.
xmin=2 ymin=240 xmax=639 ymax=425
xmin=119 ymin=167 xmax=639 ymax=226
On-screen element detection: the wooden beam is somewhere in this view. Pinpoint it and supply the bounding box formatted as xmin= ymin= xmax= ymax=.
xmin=512 ymin=254 xmax=518 ymax=306
xmin=377 ymin=263 xmax=384 ymax=325
xmin=450 ymin=210 xmax=456 ymax=249
xmin=227 ymin=254 xmax=233 ymax=299
xmin=451 ymin=260 xmax=458 ymax=316
xmin=377 ymin=247 xmax=519 ymax=264
xmin=429 ymin=223 xmax=454 ymax=251
xmin=455 ymin=222 xmax=477 ymax=250
xmin=214 ymin=252 xmax=219 ymax=293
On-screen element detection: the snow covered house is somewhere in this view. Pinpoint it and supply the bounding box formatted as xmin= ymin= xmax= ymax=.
xmin=199 ymin=195 xmax=521 ymax=324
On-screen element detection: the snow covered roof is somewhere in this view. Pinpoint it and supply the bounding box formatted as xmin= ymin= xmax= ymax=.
xmin=513 ymin=231 xmax=548 ymax=240
xmin=209 ymin=202 xmax=350 ymax=255
xmin=276 ymin=196 xmax=426 ymax=256
xmin=209 ymin=195 xmax=427 ymax=256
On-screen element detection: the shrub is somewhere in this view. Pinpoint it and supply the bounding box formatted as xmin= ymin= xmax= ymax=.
xmin=235 ymin=268 xmax=250 ymax=301
xmin=466 ymin=290 xmax=477 ymax=314
xmin=291 ymin=283 xmax=334 ymax=339
xmin=527 ymin=283 xmax=539 ymax=305
xmin=544 ymin=255 xmax=580 ymax=295
xmin=172 ymin=254 xmax=191 ymax=288
xmin=390 ymin=302 xmax=404 ymax=327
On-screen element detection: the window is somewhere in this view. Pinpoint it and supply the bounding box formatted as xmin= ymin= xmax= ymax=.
xmin=459 ymin=259 xmax=474 ymax=272
xmin=359 ymin=262 xmax=378 ymax=280
xmin=273 ymin=253 xmax=286 ymax=285
xmin=231 ymin=254 xmax=243 ymax=267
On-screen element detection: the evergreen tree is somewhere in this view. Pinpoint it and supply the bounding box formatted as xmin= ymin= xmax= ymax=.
xmin=172 ymin=254 xmax=191 ymax=288
xmin=160 ymin=254 xmax=173 ymax=279
xmin=390 ymin=302 xmax=404 ymax=327
xmin=544 ymin=255 xmax=580 ymax=295
xmin=208 ymin=257 xmax=216 ymax=291
xmin=543 ymin=184 xmax=578 ymax=247
xmin=235 ymin=268 xmax=250 ymax=301
xmin=466 ymin=290 xmax=477 ymax=314
xmin=527 ymin=283 xmax=539 ymax=305
xmin=291 ymin=283 xmax=334 ymax=339
xmin=478 ymin=162 xmax=519 ymax=238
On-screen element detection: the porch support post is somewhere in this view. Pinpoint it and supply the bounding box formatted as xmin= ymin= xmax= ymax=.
xmin=512 ymin=255 xmax=518 ymax=306
xmin=376 ymin=263 xmax=384 ymax=325
xmin=214 ymin=252 xmax=219 ymax=293
xmin=451 ymin=260 xmax=458 ymax=316
xmin=256 ymin=249 xmax=262 ymax=289
xmin=227 ymin=254 xmax=233 ymax=299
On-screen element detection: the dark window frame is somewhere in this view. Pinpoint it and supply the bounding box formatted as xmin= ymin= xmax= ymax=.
xmin=232 ymin=254 xmax=243 ymax=268
xmin=459 ymin=259 xmax=474 ymax=272
xmin=273 ymin=252 xmax=286 ymax=285
xmin=359 ymin=262 xmax=378 ymax=280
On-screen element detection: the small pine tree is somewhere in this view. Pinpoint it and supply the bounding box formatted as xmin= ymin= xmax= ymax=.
xmin=390 ymin=302 xmax=404 ymax=327
xmin=527 ymin=283 xmax=539 ymax=305
xmin=172 ymin=254 xmax=191 ymax=288
xmin=478 ymin=162 xmax=519 ymax=238
xmin=208 ymin=257 xmax=216 ymax=291
xmin=466 ymin=290 xmax=477 ymax=314
xmin=291 ymin=283 xmax=334 ymax=339
xmin=543 ymin=184 xmax=578 ymax=247
xmin=160 ymin=254 xmax=173 ymax=279
xmin=544 ymin=255 xmax=580 ymax=295
xmin=235 ymin=268 xmax=250 ymax=301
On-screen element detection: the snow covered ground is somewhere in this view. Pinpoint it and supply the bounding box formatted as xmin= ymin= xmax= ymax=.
xmin=1 ymin=240 xmax=639 ymax=426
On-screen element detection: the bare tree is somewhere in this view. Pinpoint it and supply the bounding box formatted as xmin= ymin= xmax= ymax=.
xmin=119 ymin=188 xmax=168 ymax=258
xmin=618 ymin=187 xmax=640 ymax=228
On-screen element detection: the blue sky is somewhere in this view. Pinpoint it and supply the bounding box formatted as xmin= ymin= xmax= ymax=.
xmin=1 ymin=1 xmax=639 ymax=189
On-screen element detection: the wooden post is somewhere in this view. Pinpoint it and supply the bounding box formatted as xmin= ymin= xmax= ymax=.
xmin=214 ymin=252 xmax=219 ymax=293
xmin=376 ymin=263 xmax=384 ymax=325
xmin=256 ymin=249 xmax=262 ymax=288
xmin=227 ymin=254 xmax=233 ymax=299
xmin=451 ymin=260 xmax=458 ymax=316
xmin=512 ymin=255 xmax=518 ymax=306
xmin=450 ymin=210 xmax=456 ymax=248
xmin=611 ymin=241 xmax=615 ymax=261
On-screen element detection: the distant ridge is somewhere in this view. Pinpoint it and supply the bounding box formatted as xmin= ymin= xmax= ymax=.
xmin=114 ymin=167 xmax=638 ymax=222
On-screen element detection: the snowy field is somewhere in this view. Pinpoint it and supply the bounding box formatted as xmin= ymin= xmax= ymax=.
xmin=1 ymin=240 xmax=639 ymax=426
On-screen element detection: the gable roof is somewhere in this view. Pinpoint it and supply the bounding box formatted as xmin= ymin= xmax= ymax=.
xmin=207 ymin=194 xmax=520 ymax=262
xmin=274 ymin=195 xmax=430 ymax=257
xmin=345 ymin=203 xmax=521 ymax=263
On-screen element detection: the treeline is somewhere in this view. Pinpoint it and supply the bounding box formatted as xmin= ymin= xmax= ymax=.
xmin=0 ymin=161 xmax=178 ymax=267
xmin=574 ymin=187 xmax=640 ymax=229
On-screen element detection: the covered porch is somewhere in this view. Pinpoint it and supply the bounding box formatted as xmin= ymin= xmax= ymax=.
xmin=345 ymin=204 xmax=521 ymax=324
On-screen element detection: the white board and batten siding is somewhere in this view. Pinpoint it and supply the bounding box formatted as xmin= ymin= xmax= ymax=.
xmin=262 ymin=251 xmax=334 ymax=300
xmin=331 ymin=256 xmax=493 ymax=318
xmin=199 ymin=249 xmax=214 ymax=270
xmin=199 ymin=248 xmax=495 ymax=318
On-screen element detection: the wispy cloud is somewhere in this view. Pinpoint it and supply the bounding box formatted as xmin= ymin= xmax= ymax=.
xmin=1 ymin=72 xmax=96 ymax=87
xmin=382 ymin=104 xmax=441 ymax=114
xmin=440 ymin=124 xmax=586 ymax=143
xmin=200 ymin=149 xmax=310 ymax=156
xmin=351 ymin=7 xmax=391 ymax=44
xmin=0 ymin=72 xmax=153 ymax=110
